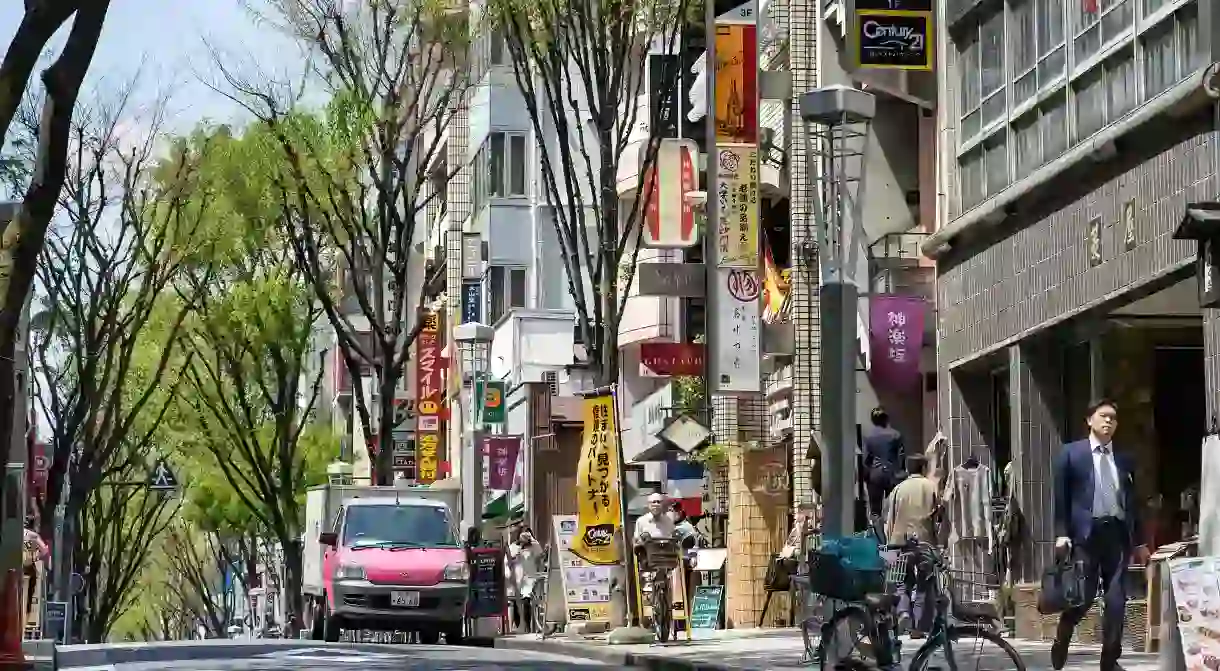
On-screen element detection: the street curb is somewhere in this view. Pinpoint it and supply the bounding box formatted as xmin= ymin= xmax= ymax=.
xmin=493 ymin=636 xmax=767 ymax=671
xmin=54 ymin=641 xmax=411 ymax=669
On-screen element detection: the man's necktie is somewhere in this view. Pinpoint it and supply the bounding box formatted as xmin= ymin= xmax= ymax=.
xmin=1098 ymin=447 xmax=1120 ymax=515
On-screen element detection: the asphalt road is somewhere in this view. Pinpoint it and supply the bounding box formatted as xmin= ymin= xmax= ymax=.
xmin=66 ymin=643 xmax=622 ymax=671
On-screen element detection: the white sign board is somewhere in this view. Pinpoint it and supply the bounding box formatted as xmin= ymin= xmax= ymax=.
xmin=552 ymin=515 xmax=614 ymax=622
xmin=710 ymin=268 xmax=761 ymax=393
xmin=630 ymin=383 xmax=673 ymax=453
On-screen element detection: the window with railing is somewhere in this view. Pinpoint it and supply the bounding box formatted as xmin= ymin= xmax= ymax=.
xmin=953 ymin=0 xmax=1200 ymax=213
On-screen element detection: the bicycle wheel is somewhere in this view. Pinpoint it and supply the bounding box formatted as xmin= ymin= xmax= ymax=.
xmin=818 ymin=604 xmax=880 ymax=671
xmin=652 ymin=575 xmax=672 ymax=643
xmin=532 ymin=579 xmax=547 ymax=634
xmin=907 ymin=627 xmax=1027 ymax=671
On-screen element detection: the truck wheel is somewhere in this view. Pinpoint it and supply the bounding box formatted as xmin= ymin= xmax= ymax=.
xmin=418 ymin=630 xmax=440 ymax=645
xmin=445 ymin=624 xmax=465 ymax=645
xmin=309 ymin=600 xmax=324 ymax=641
xmin=323 ymin=609 xmax=342 ymax=643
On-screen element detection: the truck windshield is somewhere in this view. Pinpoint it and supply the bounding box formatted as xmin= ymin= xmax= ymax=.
xmin=343 ymin=504 xmax=458 ymax=548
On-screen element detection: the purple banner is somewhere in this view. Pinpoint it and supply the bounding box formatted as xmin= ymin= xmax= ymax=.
xmin=483 ymin=435 xmax=522 ymax=491
xmin=869 ymin=295 xmax=926 ymax=390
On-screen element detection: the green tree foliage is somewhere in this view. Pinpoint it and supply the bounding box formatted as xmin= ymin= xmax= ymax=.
xmin=218 ymin=0 xmax=473 ymax=482
xmin=153 ymin=126 xmax=333 ymax=635
xmin=485 ymin=0 xmax=693 ymax=383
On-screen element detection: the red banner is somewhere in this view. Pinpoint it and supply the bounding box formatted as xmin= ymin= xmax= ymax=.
xmin=483 ymin=435 xmax=521 ymax=491
xmin=415 ymin=312 xmax=442 ymax=483
xmin=868 ymin=295 xmax=926 ymax=391
xmin=640 ymin=342 xmax=705 ymax=377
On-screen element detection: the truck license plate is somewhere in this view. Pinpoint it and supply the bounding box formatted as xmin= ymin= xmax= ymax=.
xmin=390 ymin=591 xmax=420 ymax=607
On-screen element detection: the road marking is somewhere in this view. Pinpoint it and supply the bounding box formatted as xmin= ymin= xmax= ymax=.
xmin=257 ymin=647 xmax=406 ymax=663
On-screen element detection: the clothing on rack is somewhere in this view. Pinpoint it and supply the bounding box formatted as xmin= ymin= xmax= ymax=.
xmin=924 ymin=432 xmax=950 ymax=495
xmin=944 ymin=462 xmax=995 ymax=554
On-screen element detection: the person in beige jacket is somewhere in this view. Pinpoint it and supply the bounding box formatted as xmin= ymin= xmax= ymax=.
xmin=884 ymin=454 xmax=940 ymax=635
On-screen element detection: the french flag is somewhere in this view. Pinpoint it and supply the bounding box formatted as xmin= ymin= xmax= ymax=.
xmin=666 ymin=459 xmax=705 ymax=517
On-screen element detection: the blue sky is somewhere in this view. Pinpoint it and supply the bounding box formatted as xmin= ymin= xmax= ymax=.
xmin=1 ymin=0 xmax=304 ymax=135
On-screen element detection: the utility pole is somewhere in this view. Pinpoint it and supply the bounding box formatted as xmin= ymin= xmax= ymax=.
xmin=799 ymin=87 xmax=875 ymax=540
xmin=453 ymin=322 xmax=493 ymax=539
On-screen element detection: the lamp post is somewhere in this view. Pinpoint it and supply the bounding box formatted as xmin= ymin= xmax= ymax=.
xmin=453 ymin=322 xmax=495 ymax=539
xmin=799 ymin=86 xmax=876 ymax=542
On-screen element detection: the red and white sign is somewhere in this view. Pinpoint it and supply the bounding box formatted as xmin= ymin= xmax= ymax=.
xmin=643 ymin=139 xmax=700 ymax=248
xmin=415 ymin=312 xmax=443 ymax=483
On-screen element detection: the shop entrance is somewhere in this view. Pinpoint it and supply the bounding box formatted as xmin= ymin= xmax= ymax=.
xmin=1152 ymin=346 xmax=1204 ymax=545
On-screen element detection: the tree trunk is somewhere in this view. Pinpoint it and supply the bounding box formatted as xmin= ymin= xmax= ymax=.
xmin=281 ymin=537 xmax=305 ymax=637
xmin=375 ymin=355 xmax=396 ymax=485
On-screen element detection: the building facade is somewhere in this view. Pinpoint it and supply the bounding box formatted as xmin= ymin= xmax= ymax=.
xmin=930 ymin=0 xmax=1218 ymax=638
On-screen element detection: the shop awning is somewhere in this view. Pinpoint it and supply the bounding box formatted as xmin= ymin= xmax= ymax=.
xmin=482 ymin=493 xmax=525 ymax=521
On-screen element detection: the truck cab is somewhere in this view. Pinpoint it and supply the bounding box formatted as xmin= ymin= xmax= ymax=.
xmin=312 ymin=497 xmax=468 ymax=643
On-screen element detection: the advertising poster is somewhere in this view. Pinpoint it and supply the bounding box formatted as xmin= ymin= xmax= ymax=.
xmin=710 ymin=268 xmax=761 ymax=394
xmin=1168 ymin=556 xmax=1220 ymax=669
xmin=714 ymin=143 xmax=760 ymax=269
xmin=713 ymin=22 xmax=758 ymax=144
xmin=571 ymin=394 xmax=622 ymax=565
xmin=553 ymin=515 xmax=614 ymax=623
xmin=415 ymin=312 xmax=442 ymax=483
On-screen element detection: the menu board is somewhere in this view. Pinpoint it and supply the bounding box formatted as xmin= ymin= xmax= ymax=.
xmin=466 ymin=546 xmax=506 ymax=618
xmin=1168 ymin=556 xmax=1220 ymax=670
xmin=689 ymin=585 xmax=724 ymax=630
xmin=553 ymin=514 xmax=614 ymax=622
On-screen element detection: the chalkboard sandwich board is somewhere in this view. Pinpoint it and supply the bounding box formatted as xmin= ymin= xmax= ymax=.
xmin=467 ymin=547 xmax=506 ymax=618
xmin=690 ymin=585 xmax=724 ymax=630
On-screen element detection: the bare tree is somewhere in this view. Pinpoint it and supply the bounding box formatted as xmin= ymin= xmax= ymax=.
xmin=161 ymin=523 xmax=239 ymax=638
xmin=486 ymin=0 xmax=692 ymax=383
xmin=0 ymin=2 xmax=116 ymax=534
xmin=74 ymin=449 xmax=182 ymax=643
xmin=212 ymin=0 xmax=472 ymax=483
xmin=29 ymin=92 xmax=208 ymax=601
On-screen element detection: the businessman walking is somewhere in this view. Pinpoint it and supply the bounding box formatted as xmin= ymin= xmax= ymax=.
xmin=1052 ymin=399 xmax=1148 ymax=671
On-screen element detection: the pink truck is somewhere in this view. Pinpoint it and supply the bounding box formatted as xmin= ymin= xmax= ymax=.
xmin=302 ymin=484 xmax=467 ymax=643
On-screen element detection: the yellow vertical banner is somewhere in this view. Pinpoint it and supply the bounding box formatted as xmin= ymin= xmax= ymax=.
xmin=715 ymin=143 xmax=760 ymax=268
xmin=571 ymin=395 xmax=622 ymax=565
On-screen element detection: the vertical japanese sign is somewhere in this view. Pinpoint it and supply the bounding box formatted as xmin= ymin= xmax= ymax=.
xmin=711 ymin=269 xmax=762 ymax=393
xmin=868 ymin=295 xmax=925 ymax=391
xmin=484 ymin=435 xmax=522 ymax=490
xmin=714 ymin=144 xmax=760 ymax=268
xmin=572 ymin=394 xmax=622 ymax=565
xmin=713 ymin=22 xmax=758 ymax=144
xmin=415 ymin=311 xmax=442 ymax=483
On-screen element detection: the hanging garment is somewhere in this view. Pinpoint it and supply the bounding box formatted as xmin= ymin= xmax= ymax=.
xmin=943 ymin=464 xmax=995 ymax=554
xmin=924 ymin=432 xmax=950 ymax=495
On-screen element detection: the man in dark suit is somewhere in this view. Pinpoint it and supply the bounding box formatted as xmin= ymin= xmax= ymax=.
xmin=1052 ymin=399 xmax=1149 ymax=671
xmin=863 ymin=407 xmax=905 ymax=518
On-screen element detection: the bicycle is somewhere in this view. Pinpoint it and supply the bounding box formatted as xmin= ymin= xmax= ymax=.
xmin=639 ymin=536 xmax=682 ymax=643
xmin=532 ymin=544 xmax=553 ymax=638
xmin=897 ymin=540 xmax=1026 ymax=671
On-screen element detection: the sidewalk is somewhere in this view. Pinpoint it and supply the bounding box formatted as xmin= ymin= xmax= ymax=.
xmin=494 ymin=628 xmax=1163 ymax=670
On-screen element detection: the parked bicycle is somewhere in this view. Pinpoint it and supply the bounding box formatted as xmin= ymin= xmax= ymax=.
xmin=531 ymin=543 xmax=552 ymax=637
xmin=813 ymin=537 xmax=1027 ymax=671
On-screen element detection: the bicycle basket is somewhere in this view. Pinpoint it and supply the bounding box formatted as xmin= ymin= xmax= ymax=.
xmin=643 ymin=538 xmax=681 ymax=570
xmin=882 ymin=550 xmax=909 ymax=593
xmin=808 ymin=549 xmax=886 ymax=602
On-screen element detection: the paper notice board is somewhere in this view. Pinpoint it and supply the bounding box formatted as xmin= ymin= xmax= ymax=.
xmin=553 ymin=515 xmax=614 ymax=623
xmin=1167 ymin=556 xmax=1220 ymax=669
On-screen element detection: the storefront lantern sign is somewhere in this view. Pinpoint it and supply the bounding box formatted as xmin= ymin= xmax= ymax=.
xmin=1172 ymin=203 xmax=1220 ymax=309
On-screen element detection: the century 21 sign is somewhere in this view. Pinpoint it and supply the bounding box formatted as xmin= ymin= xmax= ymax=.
xmin=853 ymin=0 xmax=933 ymax=71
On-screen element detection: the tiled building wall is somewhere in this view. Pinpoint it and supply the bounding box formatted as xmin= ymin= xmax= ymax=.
xmin=725 ymin=445 xmax=790 ymax=629
xmin=937 ymin=118 xmax=1216 ymax=367
xmin=1008 ymin=339 xmax=1063 ymax=584
xmin=786 ymin=0 xmax=818 ymax=509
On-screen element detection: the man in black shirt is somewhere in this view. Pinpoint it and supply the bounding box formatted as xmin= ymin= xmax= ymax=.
xmin=862 ymin=407 xmax=905 ymax=518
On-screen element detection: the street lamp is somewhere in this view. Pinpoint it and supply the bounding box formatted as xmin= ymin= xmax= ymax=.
xmin=799 ymin=86 xmax=876 ymax=540
xmin=453 ymin=322 xmax=495 ymax=539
